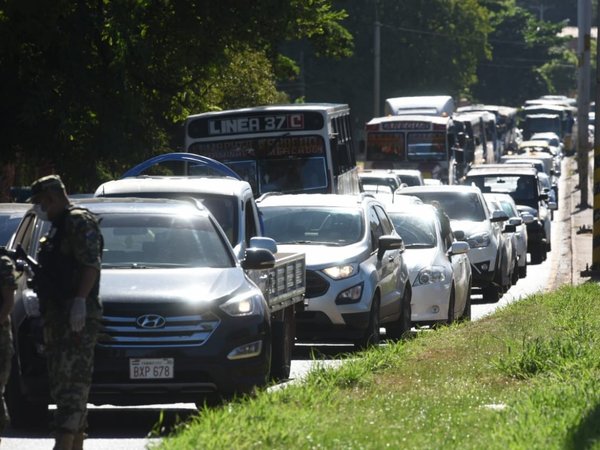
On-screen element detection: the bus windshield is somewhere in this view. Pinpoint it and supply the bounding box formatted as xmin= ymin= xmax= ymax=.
xmin=407 ymin=132 xmax=446 ymax=161
xmin=189 ymin=135 xmax=328 ymax=194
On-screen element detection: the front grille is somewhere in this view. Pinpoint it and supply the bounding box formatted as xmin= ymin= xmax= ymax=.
xmin=98 ymin=309 xmax=220 ymax=348
xmin=305 ymin=270 xmax=330 ymax=298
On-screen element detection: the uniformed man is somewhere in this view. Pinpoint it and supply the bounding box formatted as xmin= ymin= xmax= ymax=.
xmin=0 ymin=255 xmax=16 ymax=442
xmin=28 ymin=175 xmax=102 ymax=450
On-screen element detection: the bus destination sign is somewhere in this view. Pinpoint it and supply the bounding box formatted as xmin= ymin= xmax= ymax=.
xmin=187 ymin=111 xmax=325 ymax=138
xmin=381 ymin=121 xmax=431 ymax=131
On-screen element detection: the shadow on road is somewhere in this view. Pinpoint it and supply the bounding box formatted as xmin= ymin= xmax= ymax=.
xmin=4 ymin=406 xmax=199 ymax=439
xmin=292 ymin=342 xmax=356 ymax=360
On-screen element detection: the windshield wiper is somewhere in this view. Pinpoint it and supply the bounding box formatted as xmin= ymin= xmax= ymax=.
xmin=405 ymin=243 xmax=434 ymax=249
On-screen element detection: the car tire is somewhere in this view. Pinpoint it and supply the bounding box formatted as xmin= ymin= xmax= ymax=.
xmin=511 ymin=259 xmax=519 ymax=285
xmin=518 ymin=263 xmax=527 ymax=278
xmin=386 ymin=286 xmax=412 ymax=341
xmin=270 ymin=306 xmax=295 ymax=381
xmin=5 ymin=359 xmax=48 ymax=430
xmin=446 ymin=287 xmax=456 ymax=325
xmin=482 ymin=285 xmax=500 ymax=303
xmin=531 ymin=247 xmax=546 ymax=264
xmin=459 ymin=282 xmax=472 ymax=321
xmin=355 ymin=295 xmax=380 ymax=350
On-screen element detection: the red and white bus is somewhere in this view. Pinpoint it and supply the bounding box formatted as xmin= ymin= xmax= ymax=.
xmin=183 ymin=104 xmax=360 ymax=196
xmin=364 ymin=115 xmax=463 ymax=184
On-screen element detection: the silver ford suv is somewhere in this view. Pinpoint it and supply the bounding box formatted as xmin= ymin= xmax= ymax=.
xmin=257 ymin=193 xmax=410 ymax=348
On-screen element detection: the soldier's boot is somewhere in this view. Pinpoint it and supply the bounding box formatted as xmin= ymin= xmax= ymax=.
xmin=53 ymin=431 xmax=74 ymax=450
xmin=72 ymin=432 xmax=85 ymax=450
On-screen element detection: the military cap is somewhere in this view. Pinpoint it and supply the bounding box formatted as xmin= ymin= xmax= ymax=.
xmin=28 ymin=175 xmax=66 ymax=202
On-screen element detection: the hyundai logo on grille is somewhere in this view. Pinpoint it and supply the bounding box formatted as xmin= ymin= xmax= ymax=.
xmin=136 ymin=314 xmax=166 ymax=329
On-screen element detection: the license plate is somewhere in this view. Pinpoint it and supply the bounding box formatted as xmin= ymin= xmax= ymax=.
xmin=129 ymin=358 xmax=174 ymax=379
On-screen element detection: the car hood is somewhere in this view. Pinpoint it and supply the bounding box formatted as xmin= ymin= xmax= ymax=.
xmin=450 ymin=220 xmax=489 ymax=236
xmin=404 ymin=247 xmax=439 ymax=273
xmin=276 ymin=243 xmax=367 ymax=268
xmin=100 ymin=267 xmax=249 ymax=304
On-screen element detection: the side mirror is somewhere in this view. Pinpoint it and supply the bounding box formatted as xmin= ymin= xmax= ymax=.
xmin=508 ymin=217 xmax=523 ymax=226
xmin=241 ymin=248 xmax=276 ymax=270
xmin=503 ymin=224 xmax=517 ymax=233
xmin=520 ymin=213 xmax=535 ymax=224
xmin=249 ymin=236 xmax=278 ymax=254
xmin=491 ymin=210 xmax=509 ymax=222
xmin=548 ymin=201 xmax=558 ymax=211
xmin=377 ymin=235 xmax=405 ymax=259
xmin=448 ymin=241 xmax=469 ymax=255
xmin=454 ymin=230 xmax=465 ymax=241
xmin=539 ymin=193 xmax=549 ymax=201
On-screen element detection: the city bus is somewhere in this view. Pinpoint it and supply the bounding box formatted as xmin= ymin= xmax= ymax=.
xmin=183 ymin=104 xmax=360 ymax=196
xmin=364 ymin=114 xmax=463 ymax=184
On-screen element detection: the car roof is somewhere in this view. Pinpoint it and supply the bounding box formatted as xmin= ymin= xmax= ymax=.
xmin=257 ymin=193 xmax=373 ymax=209
xmin=69 ymin=197 xmax=211 ymax=216
xmin=466 ymin=166 xmax=538 ymax=176
xmin=359 ymin=170 xmax=399 ymax=178
xmin=95 ymin=176 xmax=252 ymax=198
xmin=0 ymin=203 xmax=30 ymax=213
xmin=519 ymin=140 xmax=552 ymax=148
xmin=530 ymin=132 xmax=560 ymax=139
xmin=398 ymin=185 xmax=482 ymax=195
xmin=385 ymin=202 xmax=437 ymax=215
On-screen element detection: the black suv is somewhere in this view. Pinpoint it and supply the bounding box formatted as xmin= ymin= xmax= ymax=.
xmin=464 ymin=165 xmax=555 ymax=264
xmin=5 ymin=198 xmax=275 ymax=427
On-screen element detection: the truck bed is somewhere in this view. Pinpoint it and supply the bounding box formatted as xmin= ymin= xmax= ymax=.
xmin=247 ymin=252 xmax=305 ymax=313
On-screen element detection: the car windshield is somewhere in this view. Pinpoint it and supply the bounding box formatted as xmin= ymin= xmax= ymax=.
xmin=261 ymin=207 xmax=364 ymax=246
xmin=388 ymin=213 xmax=436 ymax=248
xmin=401 ymin=192 xmax=486 ymax=221
xmin=0 ymin=212 xmax=26 ymax=246
xmin=100 ymin=213 xmax=234 ymax=268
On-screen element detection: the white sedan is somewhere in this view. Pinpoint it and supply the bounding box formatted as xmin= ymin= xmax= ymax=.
xmin=386 ymin=203 xmax=472 ymax=325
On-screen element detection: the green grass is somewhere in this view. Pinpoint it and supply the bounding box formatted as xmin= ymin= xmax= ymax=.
xmin=155 ymin=283 xmax=600 ymax=450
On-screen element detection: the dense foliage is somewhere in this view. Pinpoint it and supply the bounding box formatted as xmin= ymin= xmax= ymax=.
xmin=0 ymin=0 xmax=579 ymax=195
xmin=0 ymin=0 xmax=352 ymax=193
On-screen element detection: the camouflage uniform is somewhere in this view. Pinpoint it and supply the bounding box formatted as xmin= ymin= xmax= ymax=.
xmin=37 ymin=206 xmax=102 ymax=434
xmin=0 ymin=256 xmax=16 ymax=434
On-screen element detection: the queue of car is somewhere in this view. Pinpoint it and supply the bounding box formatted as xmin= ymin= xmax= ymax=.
xmin=0 ymin=95 xmax=565 ymax=421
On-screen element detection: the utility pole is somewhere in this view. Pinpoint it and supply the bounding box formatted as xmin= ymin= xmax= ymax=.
xmin=577 ymin=0 xmax=592 ymax=208
xmin=373 ymin=3 xmax=381 ymax=118
xmin=593 ymin=4 xmax=600 ymax=270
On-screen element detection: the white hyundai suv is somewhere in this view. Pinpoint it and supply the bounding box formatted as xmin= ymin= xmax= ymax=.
xmin=257 ymin=193 xmax=410 ymax=348
xmin=397 ymin=185 xmax=509 ymax=303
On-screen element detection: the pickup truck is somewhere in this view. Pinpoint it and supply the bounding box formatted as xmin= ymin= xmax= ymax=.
xmin=95 ymin=153 xmax=306 ymax=381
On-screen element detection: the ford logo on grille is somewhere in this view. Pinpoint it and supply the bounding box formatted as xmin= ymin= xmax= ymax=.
xmin=136 ymin=314 xmax=166 ymax=329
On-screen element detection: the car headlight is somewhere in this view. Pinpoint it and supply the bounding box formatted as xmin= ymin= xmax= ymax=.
xmin=466 ymin=232 xmax=491 ymax=248
xmin=413 ymin=266 xmax=446 ymax=286
xmin=219 ymin=290 xmax=264 ymax=317
xmin=322 ymin=263 xmax=358 ymax=280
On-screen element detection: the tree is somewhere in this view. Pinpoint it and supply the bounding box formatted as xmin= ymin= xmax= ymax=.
xmin=0 ymin=0 xmax=352 ymax=193
xmin=471 ymin=0 xmax=570 ymax=106
xmin=283 ymin=0 xmax=490 ymax=142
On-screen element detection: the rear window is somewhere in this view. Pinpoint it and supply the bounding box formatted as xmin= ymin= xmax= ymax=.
xmin=401 ymin=191 xmax=486 ymax=221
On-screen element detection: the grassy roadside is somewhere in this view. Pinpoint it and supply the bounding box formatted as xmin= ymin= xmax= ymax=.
xmin=156 ymin=283 xmax=600 ymax=450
